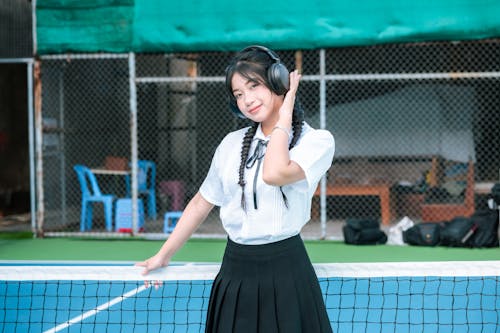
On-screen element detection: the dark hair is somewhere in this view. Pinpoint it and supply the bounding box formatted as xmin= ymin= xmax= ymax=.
xmin=226 ymin=47 xmax=305 ymax=210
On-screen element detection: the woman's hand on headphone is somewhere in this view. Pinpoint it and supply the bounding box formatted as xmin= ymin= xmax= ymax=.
xmin=278 ymin=70 xmax=301 ymax=123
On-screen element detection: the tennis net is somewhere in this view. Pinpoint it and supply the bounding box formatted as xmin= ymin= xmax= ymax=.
xmin=1 ymin=261 xmax=499 ymax=333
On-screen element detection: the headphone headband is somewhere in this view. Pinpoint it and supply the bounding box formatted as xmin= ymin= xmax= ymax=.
xmin=240 ymin=45 xmax=281 ymax=63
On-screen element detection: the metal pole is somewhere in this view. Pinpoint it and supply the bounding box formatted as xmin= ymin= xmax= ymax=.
xmin=129 ymin=53 xmax=138 ymax=235
xmin=58 ymin=68 xmax=67 ymax=226
xmin=297 ymin=71 xmax=500 ymax=81
xmin=32 ymin=0 xmax=41 ymax=237
xmin=27 ymin=60 xmax=36 ymax=235
xmin=34 ymin=60 xmax=44 ymax=237
xmin=319 ymin=49 xmax=327 ymax=239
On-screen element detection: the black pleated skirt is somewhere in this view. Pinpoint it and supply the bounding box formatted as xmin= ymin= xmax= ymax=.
xmin=205 ymin=234 xmax=333 ymax=333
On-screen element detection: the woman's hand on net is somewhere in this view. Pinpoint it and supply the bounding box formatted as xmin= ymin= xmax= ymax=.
xmin=135 ymin=254 xmax=170 ymax=290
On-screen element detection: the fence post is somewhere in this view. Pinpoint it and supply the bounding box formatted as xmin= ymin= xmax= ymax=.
xmin=129 ymin=52 xmax=139 ymax=235
xmin=319 ymin=49 xmax=328 ymax=239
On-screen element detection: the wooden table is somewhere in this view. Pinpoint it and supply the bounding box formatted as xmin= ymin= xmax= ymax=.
xmin=91 ymin=168 xmax=130 ymax=176
xmin=313 ymin=183 xmax=393 ymax=225
xmin=474 ymin=182 xmax=495 ymax=195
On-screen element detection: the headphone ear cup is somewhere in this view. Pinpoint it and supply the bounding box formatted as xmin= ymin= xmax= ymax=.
xmin=268 ymin=63 xmax=290 ymax=95
xmin=229 ymin=101 xmax=246 ymax=119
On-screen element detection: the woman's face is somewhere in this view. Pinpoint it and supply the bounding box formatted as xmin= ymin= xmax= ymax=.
xmin=231 ymin=72 xmax=282 ymax=124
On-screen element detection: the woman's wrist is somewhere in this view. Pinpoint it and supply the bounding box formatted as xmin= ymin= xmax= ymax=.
xmin=272 ymin=125 xmax=293 ymax=143
xmin=272 ymin=125 xmax=291 ymax=137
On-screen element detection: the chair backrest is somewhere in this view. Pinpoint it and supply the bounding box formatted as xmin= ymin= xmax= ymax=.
xmin=137 ymin=160 xmax=156 ymax=191
xmin=74 ymin=165 xmax=102 ymax=197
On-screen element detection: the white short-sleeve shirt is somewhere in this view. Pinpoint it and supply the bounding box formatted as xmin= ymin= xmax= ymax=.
xmin=200 ymin=122 xmax=335 ymax=245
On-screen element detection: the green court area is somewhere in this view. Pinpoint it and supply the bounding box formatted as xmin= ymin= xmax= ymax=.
xmin=1 ymin=232 xmax=498 ymax=263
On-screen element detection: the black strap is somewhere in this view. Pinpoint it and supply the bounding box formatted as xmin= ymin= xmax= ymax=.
xmin=246 ymin=139 xmax=267 ymax=209
xmin=245 ymin=139 xmax=288 ymax=210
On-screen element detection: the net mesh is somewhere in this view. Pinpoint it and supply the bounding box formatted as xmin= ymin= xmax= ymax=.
xmin=1 ymin=261 xmax=499 ymax=333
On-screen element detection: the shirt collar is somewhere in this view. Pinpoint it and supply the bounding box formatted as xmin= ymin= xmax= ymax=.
xmin=254 ymin=123 xmax=270 ymax=141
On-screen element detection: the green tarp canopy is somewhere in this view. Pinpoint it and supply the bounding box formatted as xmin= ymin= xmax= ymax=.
xmin=36 ymin=0 xmax=500 ymax=54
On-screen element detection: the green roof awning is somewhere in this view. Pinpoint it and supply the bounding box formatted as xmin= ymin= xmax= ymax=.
xmin=36 ymin=0 xmax=500 ymax=54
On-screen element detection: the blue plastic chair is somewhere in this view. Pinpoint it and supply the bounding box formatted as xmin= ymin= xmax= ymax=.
xmin=74 ymin=165 xmax=115 ymax=231
xmin=164 ymin=211 xmax=182 ymax=233
xmin=125 ymin=160 xmax=157 ymax=219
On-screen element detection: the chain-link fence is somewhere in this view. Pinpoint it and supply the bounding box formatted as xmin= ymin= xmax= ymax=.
xmin=0 ymin=0 xmax=33 ymax=59
xmin=39 ymin=39 xmax=500 ymax=238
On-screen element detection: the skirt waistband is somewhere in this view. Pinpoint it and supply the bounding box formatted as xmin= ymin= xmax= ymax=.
xmin=225 ymin=234 xmax=303 ymax=257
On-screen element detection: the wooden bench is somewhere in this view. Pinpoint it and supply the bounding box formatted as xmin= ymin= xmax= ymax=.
xmin=312 ymin=183 xmax=393 ymax=225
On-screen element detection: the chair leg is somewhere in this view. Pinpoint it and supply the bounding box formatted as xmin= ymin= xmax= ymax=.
xmin=104 ymin=199 xmax=113 ymax=232
xmin=86 ymin=204 xmax=93 ymax=230
xmin=125 ymin=175 xmax=131 ymax=197
xmin=147 ymin=191 xmax=157 ymax=220
xmin=80 ymin=201 xmax=87 ymax=232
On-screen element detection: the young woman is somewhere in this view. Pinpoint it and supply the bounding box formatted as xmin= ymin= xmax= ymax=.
xmin=136 ymin=45 xmax=335 ymax=332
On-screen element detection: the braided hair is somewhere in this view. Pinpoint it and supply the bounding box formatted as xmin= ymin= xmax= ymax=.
xmin=225 ymin=48 xmax=305 ymax=210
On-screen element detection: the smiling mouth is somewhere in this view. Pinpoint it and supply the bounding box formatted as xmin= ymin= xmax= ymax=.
xmin=248 ymin=105 xmax=261 ymax=114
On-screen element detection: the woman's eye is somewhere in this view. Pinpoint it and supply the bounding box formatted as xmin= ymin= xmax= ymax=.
xmin=234 ymin=93 xmax=242 ymax=100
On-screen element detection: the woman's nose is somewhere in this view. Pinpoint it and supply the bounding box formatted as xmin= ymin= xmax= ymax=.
xmin=244 ymin=92 xmax=255 ymax=106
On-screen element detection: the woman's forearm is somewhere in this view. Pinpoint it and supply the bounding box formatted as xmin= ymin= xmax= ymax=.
xmin=157 ymin=192 xmax=214 ymax=259
xmin=263 ymin=127 xmax=295 ymax=184
xmin=262 ymin=70 xmax=305 ymax=186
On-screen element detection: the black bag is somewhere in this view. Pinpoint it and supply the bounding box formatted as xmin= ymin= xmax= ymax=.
xmin=440 ymin=217 xmax=475 ymax=247
xmin=437 ymin=210 xmax=498 ymax=248
xmin=343 ymin=219 xmax=387 ymax=245
xmin=468 ymin=209 xmax=499 ymax=248
xmin=490 ymin=183 xmax=500 ymax=205
xmin=403 ymin=223 xmax=441 ymax=246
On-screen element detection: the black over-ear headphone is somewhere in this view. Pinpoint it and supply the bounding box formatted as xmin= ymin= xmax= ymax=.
xmin=229 ymin=45 xmax=290 ymax=118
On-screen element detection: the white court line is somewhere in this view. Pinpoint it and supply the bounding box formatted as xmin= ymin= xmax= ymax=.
xmin=43 ymin=284 xmax=147 ymax=333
